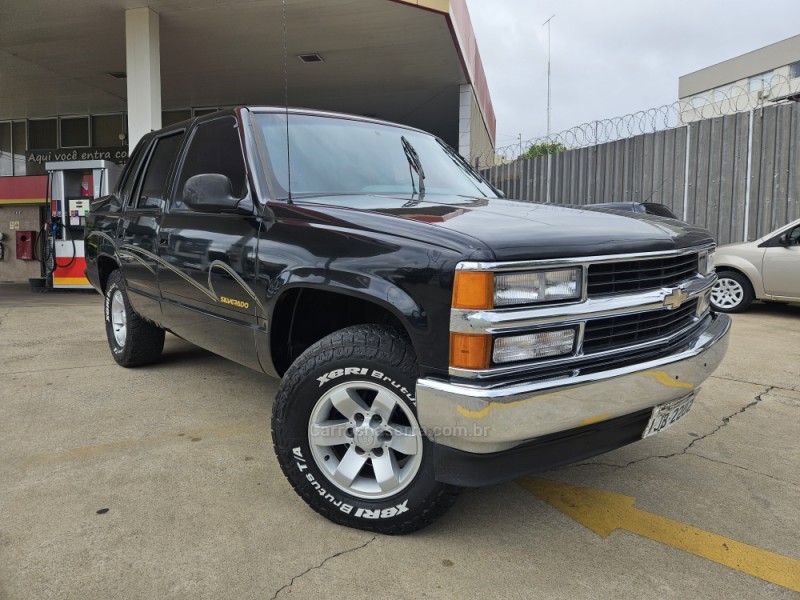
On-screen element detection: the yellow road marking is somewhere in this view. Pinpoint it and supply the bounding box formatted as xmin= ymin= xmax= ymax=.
xmin=639 ymin=370 xmax=694 ymax=389
xmin=456 ymin=387 xmax=563 ymax=419
xmin=580 ymin=413 xmax=613 ymax=426
xmin=518 ymin=477 xmax=800 ymax=593
xmin=27 ymin=422 xmax=255 ymax=466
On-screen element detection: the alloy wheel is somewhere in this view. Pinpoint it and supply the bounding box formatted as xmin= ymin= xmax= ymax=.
xmin=308 ymin=381 xmax=423 ymax=500
xmin=110 ymin=290 xmax=127 ymax=347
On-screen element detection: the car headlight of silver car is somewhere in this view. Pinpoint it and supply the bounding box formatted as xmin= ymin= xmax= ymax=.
xmin=494 ymin=268 xmax=582 ymax=307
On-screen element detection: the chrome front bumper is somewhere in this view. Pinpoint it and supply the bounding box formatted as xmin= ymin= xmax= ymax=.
xmin=416 ymin=312 xmax=731 ymax=453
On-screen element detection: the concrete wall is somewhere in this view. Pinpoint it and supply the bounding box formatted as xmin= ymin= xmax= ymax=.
xmin=0 ymin=205 xmax=42 ymax=283
xmin=680 ymin=64 xmax=800 ymax=123
xmin=469 ymin=90 xmax=495 ymax=168
xmin=680 ymin=34 xmax=800 ymax=98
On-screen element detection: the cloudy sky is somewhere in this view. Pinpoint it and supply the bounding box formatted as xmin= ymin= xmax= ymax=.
xmin=464 ymin=0 xmax=800 ymax=151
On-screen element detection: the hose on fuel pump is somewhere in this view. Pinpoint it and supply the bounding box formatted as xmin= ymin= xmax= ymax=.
xmin=33 ymin=173 xmax=76 ymax=277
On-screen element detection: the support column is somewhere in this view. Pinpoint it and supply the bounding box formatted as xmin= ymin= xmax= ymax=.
xmin=458 ymin=84 xmax=473 ymax=160
xmin=458 ymin=83 xmax=495 ymax=168
xmin=125 ymin=7 xmax=161 ymax=150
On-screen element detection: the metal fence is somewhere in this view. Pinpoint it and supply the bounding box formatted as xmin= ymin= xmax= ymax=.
xmin=481 ymin=102 xmax=800 ymax=245
xmin=485 ymin=74 xmax=800 ymax=162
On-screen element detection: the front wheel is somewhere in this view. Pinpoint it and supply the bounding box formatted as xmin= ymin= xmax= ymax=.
xmin=271 ymin=325 xmax=459 ymax=534
xmin=711 ymin=271 xmax=754 ymax=313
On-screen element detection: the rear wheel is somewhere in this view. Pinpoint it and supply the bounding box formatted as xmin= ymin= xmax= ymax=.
xmin=104 ymin=270 xmax=165 ymax=367
xmin=272 ymin=324 xmax=459 ymax=534
xmin=711 ymin=271 xmax=754 ymax=313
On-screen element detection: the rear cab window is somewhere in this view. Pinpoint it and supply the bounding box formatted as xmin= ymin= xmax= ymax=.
xmin=131 ymin=132 xmax=185 ymax=211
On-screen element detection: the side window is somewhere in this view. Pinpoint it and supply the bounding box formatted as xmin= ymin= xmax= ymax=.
xmin=173 ymin=117 xmax=247 ymax=209
xmin=119 ymin=141 xmax=149 ymax=206
xmin=789 ymin=226 xmax=800 ymax=246
xmin=135 ymin=133 xmax=184 ymax=210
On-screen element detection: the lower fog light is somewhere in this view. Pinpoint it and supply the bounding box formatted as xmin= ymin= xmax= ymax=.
xmin=493 ymin=328 xmax=576 ymax=364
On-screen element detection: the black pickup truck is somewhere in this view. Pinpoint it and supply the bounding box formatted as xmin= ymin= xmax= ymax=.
xmin=86 ymin=107 xmax=730 ymax=534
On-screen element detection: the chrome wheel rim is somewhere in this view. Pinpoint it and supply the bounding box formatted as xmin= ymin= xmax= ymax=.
xmin=308 ymin=380 xmax=423 ymax=500
xmin=110 ymin=290 xmax=127 ymax=347
xmin=711 ymin=277 xmax=744 ymax=309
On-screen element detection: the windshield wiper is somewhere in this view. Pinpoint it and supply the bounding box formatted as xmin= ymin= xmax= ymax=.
xmin=401 ymin=136 xmax=426 ymax=198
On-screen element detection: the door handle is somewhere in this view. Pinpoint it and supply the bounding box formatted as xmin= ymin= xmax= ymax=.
xmin=159 ymin=232 xmax=170 ymax=246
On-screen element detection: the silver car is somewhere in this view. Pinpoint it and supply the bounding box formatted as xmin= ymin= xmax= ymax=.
xmin=711 ymin=218 xmax=800 ymax=312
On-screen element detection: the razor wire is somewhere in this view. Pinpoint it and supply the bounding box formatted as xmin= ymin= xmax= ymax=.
xmin=478 ymin=73 xmax=800 ymax=167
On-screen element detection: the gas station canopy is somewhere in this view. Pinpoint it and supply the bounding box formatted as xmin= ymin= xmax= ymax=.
xmin=0 ymin=0 xmax=495 ymax=157
xmin=0 ymin=0 xmax=496 ymax=286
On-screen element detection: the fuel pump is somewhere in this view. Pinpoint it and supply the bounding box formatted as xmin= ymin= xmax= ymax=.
xmin=44 ymin=160 xmax=123 ymax=289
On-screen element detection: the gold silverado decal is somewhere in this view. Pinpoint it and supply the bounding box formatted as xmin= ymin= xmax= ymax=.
xmin=220 ymin=296 xmax=250 ymax=309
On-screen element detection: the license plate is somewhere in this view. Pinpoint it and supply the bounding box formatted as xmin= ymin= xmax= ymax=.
xmin=642 ymin=394 xmax=695 ymax=438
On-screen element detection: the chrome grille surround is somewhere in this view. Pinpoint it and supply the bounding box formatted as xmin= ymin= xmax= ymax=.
xmin=450 ymin=244 xmax=716 ymax=380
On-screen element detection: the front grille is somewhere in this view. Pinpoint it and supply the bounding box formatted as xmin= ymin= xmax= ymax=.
xmin=582 ymin=299 xmax=698 ymax=354
xmin=587 ymin=253 xmax=699 ymax=296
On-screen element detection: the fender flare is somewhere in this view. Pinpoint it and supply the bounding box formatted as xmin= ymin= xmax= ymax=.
xmin=258 ymin=267 xmax=432 ymax=377
xmin=272 ymin=266 xmax=428 ymax=332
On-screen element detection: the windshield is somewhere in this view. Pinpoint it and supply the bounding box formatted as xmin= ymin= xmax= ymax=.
xmin=255 ymin=113 xmax=498 ymax=199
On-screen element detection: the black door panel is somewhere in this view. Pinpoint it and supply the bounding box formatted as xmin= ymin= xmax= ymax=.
xmin=117 ymin=214 xmax=162 ymax=321
xmin=158 ymin=214 xmax=263 ymax=370
xmin=157 ymin=116 xmax=264 ymax=371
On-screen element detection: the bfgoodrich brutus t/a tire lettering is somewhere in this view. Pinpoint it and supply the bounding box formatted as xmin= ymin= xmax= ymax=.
xmin=271 ymin=325 xmax=459 ymax=534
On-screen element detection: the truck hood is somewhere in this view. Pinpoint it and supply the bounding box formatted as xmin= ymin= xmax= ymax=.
xmin=292 ymin=194 xmax=715 ymax=261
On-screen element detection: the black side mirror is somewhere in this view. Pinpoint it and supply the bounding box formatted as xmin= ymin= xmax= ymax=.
xmin=777 ymin=233 xmax=790 ymax=247
xmin=183 ymin=173 xmax=246 ymax=213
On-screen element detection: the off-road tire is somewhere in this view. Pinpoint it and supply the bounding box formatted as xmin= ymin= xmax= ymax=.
xmin=104 ymin=269 xmax=165 ymax=367
xmin=272 ymin=324 xmax=459 ymax=534
xmin=711 ymin=270 xmax=754 ymax=313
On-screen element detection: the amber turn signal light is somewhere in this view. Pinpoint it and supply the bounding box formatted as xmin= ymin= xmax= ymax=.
xmin=450 ymin=333 xmax=492 ymax=370
xmin=452 ymin=271 xmax=494 ymax=310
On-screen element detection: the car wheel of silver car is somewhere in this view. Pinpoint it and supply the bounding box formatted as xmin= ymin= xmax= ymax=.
xmin=271 ymin=324 xmax=459 ymax=534
xmin=710 ymin=271 xmax=754 ymax=313
xmin=104 ymin=270 xmax=166 ymax=367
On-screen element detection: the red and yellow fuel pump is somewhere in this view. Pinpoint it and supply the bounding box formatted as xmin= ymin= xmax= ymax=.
xmin=44 ymin=160 xmax=122 ymax=289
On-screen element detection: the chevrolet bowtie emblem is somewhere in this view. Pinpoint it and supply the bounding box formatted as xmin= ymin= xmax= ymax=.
xmin=663 ymin=287 xmax=688 ymax=309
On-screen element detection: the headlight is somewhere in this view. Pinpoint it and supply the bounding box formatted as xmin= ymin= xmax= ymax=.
xmin=698 ymin=251 xmax=715 ymax=276
xmin=494 ymin=268 xmax=581 ymax=307
xmin=493 ymin=328 xmax=576 ymax=364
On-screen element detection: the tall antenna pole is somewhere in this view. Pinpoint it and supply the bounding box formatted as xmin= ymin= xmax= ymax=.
xmin=281 ymin=0 xmax=292 ymax=201
xmin=543 ymin=14 xmax=555 ymax=139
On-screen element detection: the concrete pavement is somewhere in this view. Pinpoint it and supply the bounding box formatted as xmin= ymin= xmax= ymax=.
xmin=1 ymin=287 xmax=798 ymax=599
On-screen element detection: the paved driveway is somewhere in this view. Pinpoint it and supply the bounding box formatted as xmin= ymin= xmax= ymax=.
xmin=1 ymin=288 xmax=798 ymax=599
